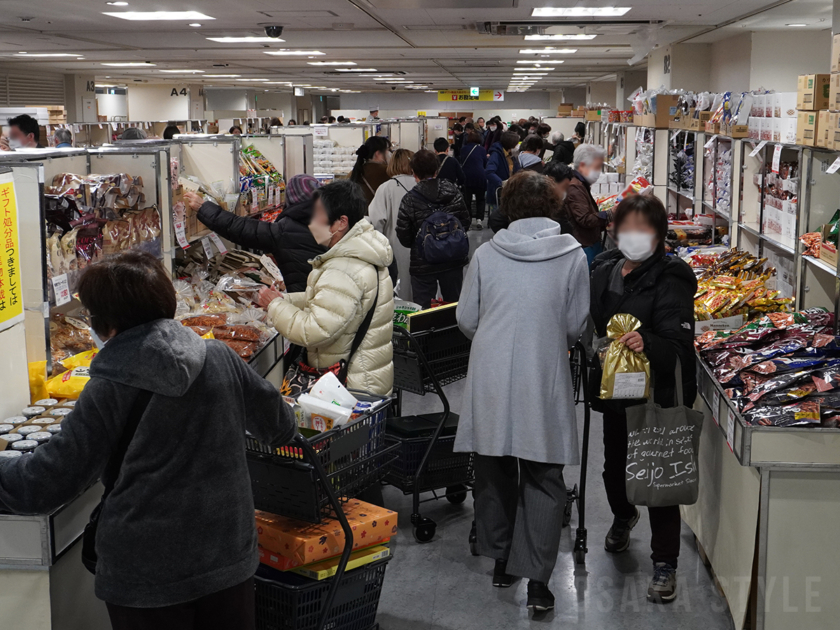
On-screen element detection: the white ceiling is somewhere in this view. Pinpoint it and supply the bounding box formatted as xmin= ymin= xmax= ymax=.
xmin=0 ymin=0 xmax=832 ymax=92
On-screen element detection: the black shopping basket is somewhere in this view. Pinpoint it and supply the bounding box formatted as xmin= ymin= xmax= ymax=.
xmin=389 ymin=325 xmax=473 ymax=543
xmin=254 ymin=433 xmax=391 ymax=630
xmin=247 ymin=392 xmax=398 ymax=523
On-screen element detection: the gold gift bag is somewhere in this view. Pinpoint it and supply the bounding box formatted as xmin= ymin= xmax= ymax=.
xmin=599 ymin=314 xmax=651 ymax=400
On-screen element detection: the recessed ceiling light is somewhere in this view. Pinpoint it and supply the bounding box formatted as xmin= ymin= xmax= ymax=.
xmin=520 ymin=48 xmax=578 ymax=54
xmin=532 ymin=7 xmax=630 ymax=17
xmin=13 ymin=52 xmax=83 ymax=57
xmin=204 ymin=74 xmax=240 ymax=77
xmin=207 ymin=36 xmax=284 ymax=43
xmin=517 ymin=60 xmax=564 ymax=65
xmin=263 ymin=50 xmax=324 ymax=56
xmin=786 ymin=23 xmax=807 ymax=26
xmin=515 ymin=67 xmax=556 ymax=71
xmin=524 ymin=34 xmax=597 ymax=41
xmin=236 ymin=78 xmax=269 ymax=82
xmin=335 ymin=68 xmax=378 ymax=72
xmin=189 ymin=23 xmax=201 ymax=27
xmin=106 ymin=1 xmax=128 ymax=5
xmin=159 ymin=69 xmax=205 ymax=73
xmin=103 ymin=11 xmax=214 ymax=20
xmin=308 ymin=61 xmax=356 ymax=66
xmin=101 ymin=62 xmax=156 ymax=66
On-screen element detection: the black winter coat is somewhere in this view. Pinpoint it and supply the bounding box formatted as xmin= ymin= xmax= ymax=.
xmin=396 ymin=178 xmax=471 ymax=276
xmin=197 ymin=199 xmax=326 ymax=292
xmin=550 ymin=140 xmax=576 ymax=165
xmin=589 ymin=249 xmax=697 ymax=414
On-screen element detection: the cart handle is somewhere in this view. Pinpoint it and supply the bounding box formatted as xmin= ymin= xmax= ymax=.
xmin=291 ymin=432 xmax=355 ymax=630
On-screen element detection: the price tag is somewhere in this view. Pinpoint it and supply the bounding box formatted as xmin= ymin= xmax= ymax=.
xmin=179 ymin=177 xmax=201 ymax=193
xmin=208 ymin=232 xmax=227 ymax=254
xmin=201 ymin=237 xmax=215 ymax=259
xmin=726 ymin=409 xmax=736 ymax=453
xmin=260 ymin=254 xmax=285 ymax=283
xmin=704 ymin=134 xmax=718 ymax=149
xmin=174 ymin=220 xmax=190 ymax=249
xmin=827 ymin=157 xmax=840 ymax=175
xmin=712 ymin=389 xmax=720 ymax=426
xmin=771 ymin=144 xmax=782 ymax=174
xmin=283 ymin=337 xmax=292 ymax=355
xmin=251 ymin=191 xmax=259 ymax=213
xmin=749 ymin=140 xmax=767 ymax=157
xmin=313 ymin=126 xmax=329 ymax=137
xmin=52 ymin=274 xmax=71 ymax=306
xmin=267 ymin=186 xmax=274 ymax=207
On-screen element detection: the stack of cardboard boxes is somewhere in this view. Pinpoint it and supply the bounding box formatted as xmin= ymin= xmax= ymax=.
xmin=746 ymin=92 xmax=797 ymax=143
xmin=795 ymin=74 xmax=832 ymax=146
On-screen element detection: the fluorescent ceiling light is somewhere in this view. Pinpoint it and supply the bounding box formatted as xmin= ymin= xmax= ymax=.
xmin=520 ymin=48 xmax=577 ymax=54
xmin=532 ymin=7 xmax=630 ymax=17
xmin=515 ymin=67 xmax=556 ymax=71
xmin=189 ymin=23 xmax=201 ymax=27
xmin=236 ymin=78 xmax=269 ymax=82
xmin=308 ymin=61 xmax=356 ymax=66
xmin=101 ymin=62 xmax=156 ymax=66
xmin=335 ymin=68 xmax=378 ymax=72
xmin=104 ymin=11 xmax=214 ymax=20
xmin=106 ymin=1 xmax=129 ymax=5
xmin=524 ymin=34 xmax=597 ymax=40
xmin=159 ymin=69 xmax=204 ymax=73
xmin=264 ymin=50 xmax=324 ymax=56
xmin=517 ymin=60 xmax=563 ymax=66
xmin=14 ymin=52 xmax=82 ymax=57
xmin=786 ymin=23 xmax=807 ymax=26
xmin=208 ymin=36 xmax=284 ymax=43
xmin=204 ymin=74 xmax=240 ymax=77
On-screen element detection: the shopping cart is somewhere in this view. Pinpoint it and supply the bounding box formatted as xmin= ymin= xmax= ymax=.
xmin=388 ymin=324 xmax=473 ymax=543
xmin=465 ymin=342 xmax=591 ymax=564
xmin=253 ymin=433 xmax=393 ymax=630
xmin=247 ymin=392 xmax=399 ymax=523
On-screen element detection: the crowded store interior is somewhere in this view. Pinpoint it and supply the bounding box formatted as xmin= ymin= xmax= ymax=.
xmin=2 ymin=1 xmax=840 ymax=629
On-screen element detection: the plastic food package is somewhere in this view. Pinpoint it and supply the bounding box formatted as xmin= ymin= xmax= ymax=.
xmin=297 ymin=393 xmax=354 ymax=432
xmin=309 ymin=371 xmax=358 ymax=410
xmin=394 ymin=299 xmax=421 ymax=329
xmin=46 ymin=366 xmax=91 ymax=399
xmin=599 ymin=314 xmax=650 ymax=400
xmin=28 ymin=361 xmax=48 ymax=405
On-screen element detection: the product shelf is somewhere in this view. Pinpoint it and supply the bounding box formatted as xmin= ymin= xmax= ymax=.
xmin=802 ymin=254 xmax=838 ymax=277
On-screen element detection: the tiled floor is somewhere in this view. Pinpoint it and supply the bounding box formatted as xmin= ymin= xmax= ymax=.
xmin=375 ymin=380 xmax=734 ymax=630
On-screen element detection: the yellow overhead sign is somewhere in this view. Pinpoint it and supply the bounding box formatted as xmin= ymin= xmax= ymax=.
xmin=437 ymin=89 xmax=505 ymax=102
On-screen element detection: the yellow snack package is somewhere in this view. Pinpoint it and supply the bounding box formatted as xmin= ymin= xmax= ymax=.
xmin=61 ymin=349 xmax=98 ymax=369
xmin=28 ymin=361 xmax=48 ymax=404
xmin=45 ymin=349 xmax=98 ymax=399
xmin=599 ymin=314 xmax=651 ymax=400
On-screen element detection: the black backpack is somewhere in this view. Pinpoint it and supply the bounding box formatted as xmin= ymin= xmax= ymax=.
xmin=410 ymin=189 xmax=469 ymax=265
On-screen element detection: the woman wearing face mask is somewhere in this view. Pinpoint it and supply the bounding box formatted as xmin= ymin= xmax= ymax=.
xmin=483 ymin=118 xmax=503 ymax=154
xmin=563 ymin=143 xmax=611 ymax=266
xmin=260 ymin=179 xmax=395 ymax=396
xmin=589 ymin=195 xmax=697 ymax=605
xmin=349 ymin=135 xmax=392 ymax=206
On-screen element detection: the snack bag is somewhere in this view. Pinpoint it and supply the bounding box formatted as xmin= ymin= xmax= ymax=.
xmin=599 ymin=314 xmax=651 ymax=400
xmin=28 ymin=361 xmax=48 ymax=404
xmin=46 ymin=350 xmax=98 ymax=399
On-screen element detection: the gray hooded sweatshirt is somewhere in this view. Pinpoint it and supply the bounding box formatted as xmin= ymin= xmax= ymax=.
xmin=0 ymin=319 xmax=295 ymax=607
xmin=454 ymin=217 xmax=589 ymax=464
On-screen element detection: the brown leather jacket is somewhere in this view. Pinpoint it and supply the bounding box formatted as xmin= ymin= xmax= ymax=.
xmin=562 ymin=172 xmax=606 ymax=247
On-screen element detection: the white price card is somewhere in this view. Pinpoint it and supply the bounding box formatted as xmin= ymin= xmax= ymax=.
xmin=749 ymin=140 xmax=767 ymax=157
xmin=611 ymin=372 xmax=647 ymax=399
xmin=771 ymin=144 xmax=782 ymax=174
xmin=201 ymin=237 xmax=214 ymax=259
xmin=208 ymin=233 xmax=227 ymax=255
xmin=712 ymin=389 xmax=720 ymax=426
xmin=283 ymin=337 xmax=292 ymax=355
xmin=267 ymin=186 xmax=274 ymax=207
xmin=178 ymin=177 xmax=201 ymax=193
xmin=52 ymin=274 xmax=71 ymax=306
xmin=726 ymin=409 xmax=736 ymax=453
xmin=260 ymin=254 xmax=285 ymax=283
xmin=827 ymin=157 xmax=840 ymax=175
xmin=704 ymin=135 xmax=718 ymax=149
xmin=174 ymin=220 xmax=190 ymax=249
xmin=251 ymin=190 xmax=259 ymax=213
xmin=313 ymin=126 xmax=329 ymax=137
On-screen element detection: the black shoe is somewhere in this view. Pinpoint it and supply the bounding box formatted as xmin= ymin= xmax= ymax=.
xmin=604 ymin=507 xmax=640 ymax=553
xmin=526 ymin=580 xmax=555 ymax=611
xmin=647 ymin=562 xmax=677 ymax=603
xmin=493 ymin=560 xmax=514 ymax=588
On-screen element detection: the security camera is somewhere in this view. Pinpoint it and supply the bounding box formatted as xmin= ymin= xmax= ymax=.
xmin=264 ymin=25 xmax=284 ymax=38
xmin=391 ymin=86 xmax=397 ymax=90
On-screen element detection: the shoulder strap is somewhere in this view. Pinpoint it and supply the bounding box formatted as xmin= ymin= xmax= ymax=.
xmin=392 ymin=177 xmax=411 ymax=194
xmin=349 ymin=268 xmax=380 ymax=360
xmin=462 ymin=145 xmax=478 ymax=164
xmin=361 ymin=175 xmax=377 ymax=196
xmin=101 ymin=390 xmax=152 ymax=499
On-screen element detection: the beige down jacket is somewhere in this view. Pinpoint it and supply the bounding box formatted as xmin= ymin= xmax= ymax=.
xmin=268 ymin=218 xmax=395 ymax=396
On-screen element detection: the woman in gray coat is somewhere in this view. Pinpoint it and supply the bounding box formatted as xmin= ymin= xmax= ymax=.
xmin=455 ymin=170 xmax=589 ymax=612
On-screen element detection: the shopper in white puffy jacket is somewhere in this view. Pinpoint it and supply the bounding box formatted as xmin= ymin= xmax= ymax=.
xmin=261 ymin=179 xmax=395 ymax=396
xmin=368 ymin=148 xmax=416 ymax=302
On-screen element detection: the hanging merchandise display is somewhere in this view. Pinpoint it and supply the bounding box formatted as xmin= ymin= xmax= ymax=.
xmin=239 ymin=144 xmax=285 ymax=213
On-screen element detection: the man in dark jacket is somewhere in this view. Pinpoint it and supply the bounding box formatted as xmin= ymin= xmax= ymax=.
xmin=396 ymin=149 xmax=471 ymax=308
xmin=0 ymin=251 xmax=295 ymax=623
xmin=563 ymin=143 xmax=610 ymax=265
xmin=188 ymin=174 xmax=325 ymax=293
xmin=486 ymin=131 xmax=521 ymax=208
xmin=451 ymin=123 xmax=465 ymax=158
xmin=548 ymin=131 xmax=576 ymax=165
xmin=433 ymin=137 xmax=465 ymax=187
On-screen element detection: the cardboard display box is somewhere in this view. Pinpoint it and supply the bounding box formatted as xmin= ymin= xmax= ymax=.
xmin=820 ymin=225 xmax=838 ymax=268
xmin=833 ymin=33 xmax=840 ymax=74
xmin=774 ymin=92 xmax=798 ymax=118
xmin=585 ymin=110 xmax=601 ymax=121
xmin=796 ymin=110 xmax=819 ymax=146
xmin=830 ymin=74 xmax=840 ymax=112
xmin=704 ymin=120 xmax=720 ymax=134
xmin=633 ymin=94 xmax=680 ymax=129
xmin=818 ymin=111 xmax=832 ymax=148
xmin=722 ymin=123 xmax=749 ymax=139
xmin=688 ymin=111 xmax=712 ymax=131
xmin=797 ymin=74 xmax=831 ymax=111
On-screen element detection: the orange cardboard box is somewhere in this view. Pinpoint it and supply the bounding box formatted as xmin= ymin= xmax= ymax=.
xmin=257 ymin=539 xmax=390 ymax=572
xmin=255 ymin=500 xmax=398 ymax=565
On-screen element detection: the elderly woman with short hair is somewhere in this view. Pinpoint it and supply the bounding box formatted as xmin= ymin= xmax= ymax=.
xmin=563 ymin=143 xmax=610 ymax=265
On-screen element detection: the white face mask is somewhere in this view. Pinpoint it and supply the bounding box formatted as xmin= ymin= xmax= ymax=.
xmin=618 ymin=231 xmax=655 ymax=262
xmin=488 ymin=125 xmax=497 ymax=132
xmin=583 ymin=168 xmax=600 ymax=186
xmin=309 ymin=222 xmax=336 ymax=247
xmin=8 ymin=138 xmax=23 ymax=150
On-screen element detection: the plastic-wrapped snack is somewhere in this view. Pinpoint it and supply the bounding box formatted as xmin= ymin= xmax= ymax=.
xmin=222 ymin=339 xmax=259 ymax=360
xmin=743 ymin=400 xmax=820 ymax=427
xmin=181 ymin=314 xmax=227 ymax=327
xmin=747 ymin=369 xmax=814 ymax=402
xmin=212 ymin=324 xmax=262 ymax=342
xmin=750 ymin=356 xmax=839 ymax=375
xmin=799 ymin=232 xmax=822 ymax=257
xmin=742 ymin=382 xmax=817 ymax=410
xmin=812 ymin=365 xmax=840 ymax=392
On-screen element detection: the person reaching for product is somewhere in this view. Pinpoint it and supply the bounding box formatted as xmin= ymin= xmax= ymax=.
xmin=433 ymin=137 xmax=465 ymax=187
xmin=185 ymin=174 xmax=324 ymax=294
xmin=564 ymin=143 xmax=611 ymax=266
xmin=349 ymin=135 xmax=391 ymax=206
xmin=0 ymin=250 xmax=296 ymax=630
xmin=396 ymin=149 xmax=471 ymax=309
xmin=259 ymin=179 xmax=395 ymax=396
xmin=547 ymin=131 xmax=575 ymax=165
xmin=455 ymin=171 xmax=589 ymax=613
xmin=589 ymin=194 xmax=697 ymax=604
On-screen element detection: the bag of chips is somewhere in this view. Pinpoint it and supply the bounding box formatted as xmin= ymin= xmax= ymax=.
xmin=599 ymin=314 xmax=651 ymax=400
